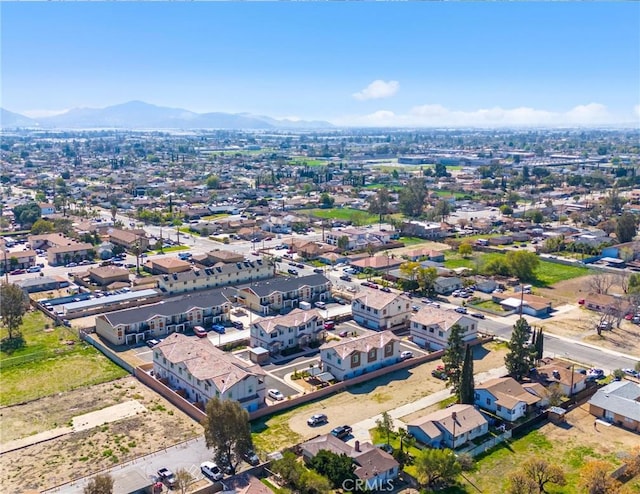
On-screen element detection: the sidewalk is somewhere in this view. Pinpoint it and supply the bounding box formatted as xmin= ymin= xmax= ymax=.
xmin=346 ymin=366 xmax=507 ymax=446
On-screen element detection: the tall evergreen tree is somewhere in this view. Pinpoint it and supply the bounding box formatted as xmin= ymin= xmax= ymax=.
xmin=459 ymin=344 xmax=475 ymax=405
xmin=442 ymin=324 xmax=465 ymax=396
xmin=535 ymin=328 xmax=544 ymax=361
xmin=505 ymin=318 xmax=534 ymax=381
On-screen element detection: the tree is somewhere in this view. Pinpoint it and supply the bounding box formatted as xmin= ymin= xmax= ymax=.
xmin=434 ymin=163 xmax=449 ymax=178
xmin=83 ymin=473 xmax=114 ymax=494
xmin=534 ymin=328 xmax=544 ymax=361
xmin=507 ymin=472 xmax=537 ymax=494
xmin=505 ymin=251 xmax=539 ymax=282
xmin=299 ymin=469 xmax=331 ymax=494
xmin=174 ymin=468 xmax=194 ymax=494
xmin=433 ymin=199 xmax=452 ymax=222
xmin=12 ymin=202 xmax=41 ymax=227
xmin=413 ymin=448 xmax=461 ymax=489
xmin=0 ymin=282 xmax=29 ymax=341
xmin=202 ymin=397 xmax=254 ymax=475
xmin=520 ymin=457 xmax=566 ymax=493
xmin=337 ymin=235 xmax=349 ymax=252
xmin=459 ymin=344 xmax=475 ymax=404
xmin=588 ymin=272 xmax=615 ymax=295
xmin=500 ymin=204 xmax=514 ymax=216
xmin=505 ymin=318 xmax=534 ymax=381
xmin=416 ymin=266 xmax=438 ymax=296
xmin=547 ymin=384 xmax=565 ymax=407
xmin=616 ymin=212 xmax=637 ymax=243
xmin=399 ymin=261 xmax=420 ymax=281
xmin=368 ymin=187 xmax=391 ymax=224
xmin=442 ymin=324 xmax=465 ymax=396
xmin=206 ymin=174 xmax=221 ymax=189
xmin=272 ymin=451 xmax=303 ymax=488
xmin=579 ymin=460 xmax=624 ymax=494
xmin=308 ymin=450 xmax=356 ymax=488
xmin=398 ymin=177 xmax=428 ymax=217
xmin=319 ymin=193 xmax=335 ymax=208
xmin=375 ymin=411 xmax=394 ymax=447
xmin=458 ymin=242 xmax=473 ymax=258
xmin=31 ymin=218 xmax=54 ymax=234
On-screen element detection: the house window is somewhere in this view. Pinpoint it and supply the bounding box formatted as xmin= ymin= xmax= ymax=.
xmin=429 ymin=327 xmax=434 ymax=333
xmin=486 ymin=398 xmax=491 ymax=405
xmin=497 ymin=405 xmax=502 ymax=412
xmin=438 ymin=331 xmax=443 ymax=337
xmin=326 ymin=353 xmax=331 ymax=360
xmin=368 ymin=348 xmax=377 ymax=362
xmin=384 ymin=343 xmax=393 ymax=357
xmin=288 ymin=339 xmax=294 ymax=345
xmin=351 ymin=353 xmax=360 ymax=368
xmin=383 ymin=309 xmax=387 ymax=315
xmin=289 ymin=328 xmax=293 ymax=333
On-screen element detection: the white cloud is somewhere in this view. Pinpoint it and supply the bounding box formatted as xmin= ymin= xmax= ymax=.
xmin=353 ymin=80 xmax=399 ymax=101
xmin=21 ymin=109 xmax=69 ymax=118
xmin=334 ymin=103 xmax=624 ymax=127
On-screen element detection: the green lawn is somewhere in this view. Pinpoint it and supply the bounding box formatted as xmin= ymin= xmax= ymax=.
xmin=300 ymin=208 xmax=381 ymax=225
xmin=470 ymin=299 xmax=508 ymax=312
xmin=252 ymin=410 xmax=303 ymax=454
xmin=0 ymin=311 xmax=128 ymax=405
xmin=0 ymin=347 xmax=128 ymax=406
xmin=153 ymin=245 xmax=190 ymax=254
xmin=289 ymin=159 xmax=327 ymax=167
xmin=399 ymin=236 xmax=429 ymax=246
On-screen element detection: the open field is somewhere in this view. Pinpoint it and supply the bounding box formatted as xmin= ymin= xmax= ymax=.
xmin=300 ymin=208 xmax=403 ymax=226
xmin=0 ymin=376 xmax=202 ymax=493
xmin=461 ymin=405 xmax=640 ymax=493
xmin=0 ymin=310 xmax=129 ymax=405
xmin=252 ymin=342 xmax=507 ymax=454
xmin=289 ymin=159 xmax=328 ymax=167
xmin=398 ymin=236 xmax=429 ymax=246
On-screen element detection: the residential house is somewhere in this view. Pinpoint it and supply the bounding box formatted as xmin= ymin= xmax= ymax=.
xmin=157 ymin=259 xmax=273 ymax=295
xmin=108 ymin=228 xmax=150 ymax=252
xmin=319 ymin=330 xmax=400 ymax=381
xmin=234 ymin=274 xmax=331 ymax=315
xmin=351 ymin=290 xmax=412 ymax=330
xmin=145 ymin=257 xmax=192 ymax=275
xmin=534 ymin=359 xmax=587 ymax=397
xmin=326 ymin=227 xmax=395 ymax=251
xmin=401 ymin=221 xmax=444 ymax=240
xmin=1 ymin=247 xmax=36 ymax=272
xmin=153 ymin=333 xmax=265 ymax=412
xmin=582 ymin=293 xmax=632 ymax=315
xmin=250 ymin=309 xmax=325 ymax=355
xmin=409 ymin=307 xmax=478 ymax=350
xmin=407 ymin=404 xmax=488 ymax=449
xmin=39 ymin=202 xmax=55 ymax=216
xmin=350 ymin=255 xmax=404 ymax=273
xmin=300 ymin=434 xmax=399 ymax=486
xmin=95 ymin=288 xmax=231 ymax=345
xmin=28 ymin=233 xmax=94 ymax=266
xmin=16 ymin=276 xmax=70 ymax=293
xmin=404 ymin=247 xmax=446 ymax=262
xmin=434 ymin=276 xmax=463 ymax=295
xmin=192 ymin=249 xmax=246 ymax=266
xmin=261 ymin=215 xmax=293 ymax=234
xmin=492 ymin=292 xmax=553 ymax=317
xmin=474 ymin=377 xmax=548 ymax=422
xmin=87 ymin=265 xmax=131 ymax=289
xmin=588 ymin=380 xmax=640 ymax=432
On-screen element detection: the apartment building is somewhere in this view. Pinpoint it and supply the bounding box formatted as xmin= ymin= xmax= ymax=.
xmin=325 ymin=227 xmax=395 ymax=251
xmin=410 ymin=307 xmax=478 ymax=350
xmin=157 ymin=259 xmax=273 ymax=295
xmin=250 ymin=308 xmax=325 ymax=355
xmin=234 ymin=274 xmax=330 ymax=315
xmin=95 ymin=288 xmax=231 ymax=345
xmin=351 ymin=290 xmax=412 ymax=330
xmin=108 ymin=228 xmax=150 ymax=252
xmin=153 ymin=333 xmax=265 ymax=412
xmin=28 ymin=233 xmax=94 ymax=266
xmin=320 ymin=331 xmax=400 ymax=381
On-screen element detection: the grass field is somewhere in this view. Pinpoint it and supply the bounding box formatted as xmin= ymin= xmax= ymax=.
xmin=300 ymin=208 xmax=381 ymax=225
xmin=153 ymin=244 xmax=190 ymax=254
xmin=470 ymin=299 xmax=508 ymax=312
xmin=289 ymin=159 xmax=327 ymax=167
xmin=0 ymin=311 xmax=128 ymax=405
xmin=399 ymin=236 xmax=429 ymax=246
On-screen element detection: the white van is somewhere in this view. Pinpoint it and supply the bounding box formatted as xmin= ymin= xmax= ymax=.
xmin=314 ymin=301 xmax=327 ymax=309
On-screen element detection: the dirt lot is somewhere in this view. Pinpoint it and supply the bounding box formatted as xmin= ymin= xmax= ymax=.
xmin=254 ymin=342 xmax=507 ymax=452
xmin=0 ymin=376 xmax=201 ymax=493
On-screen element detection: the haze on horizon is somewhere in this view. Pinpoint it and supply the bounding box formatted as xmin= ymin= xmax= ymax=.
xmin=1 ymin=2 xmax=639 ymax=128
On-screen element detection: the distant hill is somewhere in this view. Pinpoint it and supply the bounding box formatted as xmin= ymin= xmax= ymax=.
xmin=0 ymin=108 xmax=37 ymax=128
xmin=0 ymin=101 xmax=333 ymax=130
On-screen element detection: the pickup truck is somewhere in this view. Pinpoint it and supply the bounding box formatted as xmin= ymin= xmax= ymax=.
xmin=157 ymin=467 xmax=177 ymax=489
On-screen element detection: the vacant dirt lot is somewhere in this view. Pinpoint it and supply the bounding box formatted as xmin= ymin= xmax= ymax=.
xmin=0 ymin=376 xmax=201 ymax=493
xmin=253 ymin=342 xmax=507 ymax=453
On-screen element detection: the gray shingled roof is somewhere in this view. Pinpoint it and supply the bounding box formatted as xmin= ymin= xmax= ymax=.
xmin=100 ymin=288 xmax=231 ymax=326
xmin=589 ymin=380 xmax=640 ymax=422
xmin=238 ymin=273 xmax=329 ymax=297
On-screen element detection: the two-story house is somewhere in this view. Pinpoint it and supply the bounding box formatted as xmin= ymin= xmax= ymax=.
xmin=407 ymin=404 xmax=488 ymax=449
xmin=319 ymin=331 xmax=400 ymax=381
xmin=234 ymin=274 xmax=330 ymax=315
xmin=474 ymin=377 xmax=548 ymax=422
xmin=95 ymin=288 xmax=231 ymax=345
xmin=410 ymin=307 xmax=478 ymax=350
xmin=157 ymin=259 xmax=273 ymax=295
xmin=251 ymin=308 xmax=325 ymax=355
xmin=153 ymin=333 xmax=265 ymax=412
xmin=108 ymin=228 xmax=150 ymax=252
xmin=352 ymin=290 xmax=412 ymax=330
xmin=28 ymin=233 xmax=93 ymax=266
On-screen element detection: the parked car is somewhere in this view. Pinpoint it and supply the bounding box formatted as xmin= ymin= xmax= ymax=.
xmin=9 ymin=269 xmax=25 ymax=275
xmin=313 ymin=268 xmax=324 ymax=274
xmin=200 ymin=461 xmax=223 ymax=481
xmin=307 ymin=413 xmax=328 ymax=426
xmin=193 ymin=326 xmax=208 ymax=338
xmin=324 ymin=320 xmax=336 ymax=330
xmin=314 ymin=301 xmax=326 ymax=309
xmin=455 ymin=306 xmax=468 ymax=314
xmin=211 ymin=324 xmax=226 ymax=334
xmin=146 ymin=339 xmax=160 ymax=348
xmin=65 ymin=262 xmax=78 ymax=268
xmin=400 ymin=351 xmax=414 ymax=360
xmin=288 ymin=268 xmax=298 ymax=276
xmin=623 ymin=368 xmax=639 ymax=378
xmin=232 ymin=321 xmax=244 ymax=330
xmin=431 ymin=365 xmax=448 ymax=380
xmin=268 ymin=389 xmax=284 ymax=401
xmin=26 ymin=266 xmax=41 ymax=273
xmin=242 ymin=450 xmax=260 ymax=466
xmin=157 ymin=468 xmax=177 ymax=489
xmin=339 ymin=275 xmax=352 ymax=282
xmin=330 ymin=425 xmax=352 ymax=440
xmin=380 ymin=287 xmax=392 ymax=293
xmin=471 ymin=312 xmax=485 ymax=319
xmin=339 ymin=330 xmax=349 ymax=337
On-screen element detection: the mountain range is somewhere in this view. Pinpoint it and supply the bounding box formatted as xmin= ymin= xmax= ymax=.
xmin=0 ymin=101 xmax=333 ymax=130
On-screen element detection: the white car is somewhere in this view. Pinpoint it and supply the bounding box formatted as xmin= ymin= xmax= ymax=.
xmin=268 ymin=389 xmax=284 ymax=401
xmin=400 ymin=351 xmax=414 ymax=360
xmin=201 ymin=461 xmax=223 ymax=481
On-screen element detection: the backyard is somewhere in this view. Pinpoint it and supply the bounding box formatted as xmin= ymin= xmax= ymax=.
xmin=0 ymin=311 xmax=128 ymax=406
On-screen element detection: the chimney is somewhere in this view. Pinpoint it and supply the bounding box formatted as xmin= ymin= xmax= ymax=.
xmin=355 ymin=440 xmax=360 ymax=452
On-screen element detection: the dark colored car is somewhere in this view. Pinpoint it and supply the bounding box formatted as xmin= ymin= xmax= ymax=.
xmin=232 ymin=321 xmax=244 ymax=330
xmin=431 ymin=366 xmax=448 ymax=380
xmin=471 ymin=312 xmax=485 ymax=319
xmin=330 ymin=425 xmax=353 ymax=440
xmin=288 ymin=268 xmax=298 ymax=275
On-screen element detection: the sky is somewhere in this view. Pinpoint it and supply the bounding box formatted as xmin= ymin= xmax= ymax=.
xmin=1 ymin=1 xmax=639 ymax=128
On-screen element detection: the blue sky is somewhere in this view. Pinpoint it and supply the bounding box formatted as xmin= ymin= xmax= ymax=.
xmin=2 ymin=2 xmax=639 ymax=127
